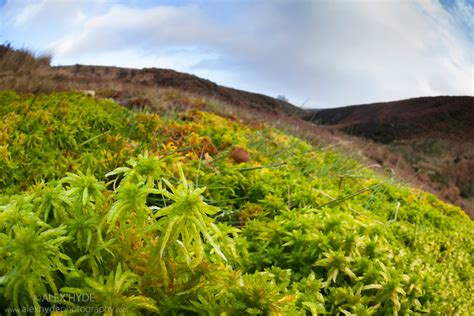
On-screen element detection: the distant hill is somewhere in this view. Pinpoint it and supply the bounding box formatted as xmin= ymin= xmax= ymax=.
xmin=54 ymin=65 xmax=302 ymax=116
xmin=304 ymin=96 xmax=474 ymax=217
xmin=304 ymin=96 xmax=474 ymax=143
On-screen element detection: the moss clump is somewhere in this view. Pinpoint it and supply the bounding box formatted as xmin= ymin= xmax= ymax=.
xmin=0 ymin=92 xmax=472 ymax=314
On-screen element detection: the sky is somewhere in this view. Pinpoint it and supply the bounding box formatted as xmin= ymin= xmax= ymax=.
xmin=0 ymin=0 xmax=473 ymax=108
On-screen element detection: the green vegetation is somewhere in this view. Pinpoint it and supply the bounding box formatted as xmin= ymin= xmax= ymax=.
xmin=0 ymin=92 xmax=472 ymax=315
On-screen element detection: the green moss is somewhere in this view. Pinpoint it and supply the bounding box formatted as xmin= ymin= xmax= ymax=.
xmin=0 ymin=92 xmax=472 ymax=315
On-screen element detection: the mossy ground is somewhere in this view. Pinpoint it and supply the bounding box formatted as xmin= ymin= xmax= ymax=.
xmin=0 ymin=92 xmax=472 ymax=315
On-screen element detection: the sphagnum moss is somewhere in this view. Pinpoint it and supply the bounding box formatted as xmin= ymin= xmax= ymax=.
xmin=0 ymin=91 xmax=472 ymax=315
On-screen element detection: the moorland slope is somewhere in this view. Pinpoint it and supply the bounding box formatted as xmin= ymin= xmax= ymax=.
xmin=305 ymin=96 xmax=474 ymax=217
xmin=0 ymin=91 xmax=472 ymax=314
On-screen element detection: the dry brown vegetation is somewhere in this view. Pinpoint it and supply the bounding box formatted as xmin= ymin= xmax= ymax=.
xmin=0 ymin=43 xmax=55 ymax=92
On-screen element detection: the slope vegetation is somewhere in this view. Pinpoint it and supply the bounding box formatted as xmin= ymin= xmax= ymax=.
xmin=0 ymin=92 xmax=472 ymax=314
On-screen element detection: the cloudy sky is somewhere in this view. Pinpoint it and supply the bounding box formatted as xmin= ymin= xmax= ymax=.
xmin=1 ymin=0 xmax=473 ymax=108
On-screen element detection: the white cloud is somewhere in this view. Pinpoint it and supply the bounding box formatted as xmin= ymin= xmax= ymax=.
xmin=4 ymin=0 xmax=473 ymax=107
xmin=53 ymin=4 xmax=222 ymax=57
xmin=1 ymin=0 xmax=107 ymax=51
xmin=10 ymin=0 xmax=99 ymax=28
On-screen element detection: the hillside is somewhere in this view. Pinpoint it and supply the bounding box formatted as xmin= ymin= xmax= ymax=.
xmin=304 ymin=96 xmax=474 ymax=143
xmin=304 ymin=97 xmax=474 ymax=218
xmin=2 ymin=44 xmax=474 ymax=220
xmin=0 ymin=91 xmax=472 ymax=314
xmin=55 ymin=65 xmax=301 ymax=116
xmin=0 ymin=44 xmax=300 ymax=117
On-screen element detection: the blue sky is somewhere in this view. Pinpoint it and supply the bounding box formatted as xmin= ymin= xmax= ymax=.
xmin=1 ymin=0 xmax=473 ymax=108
